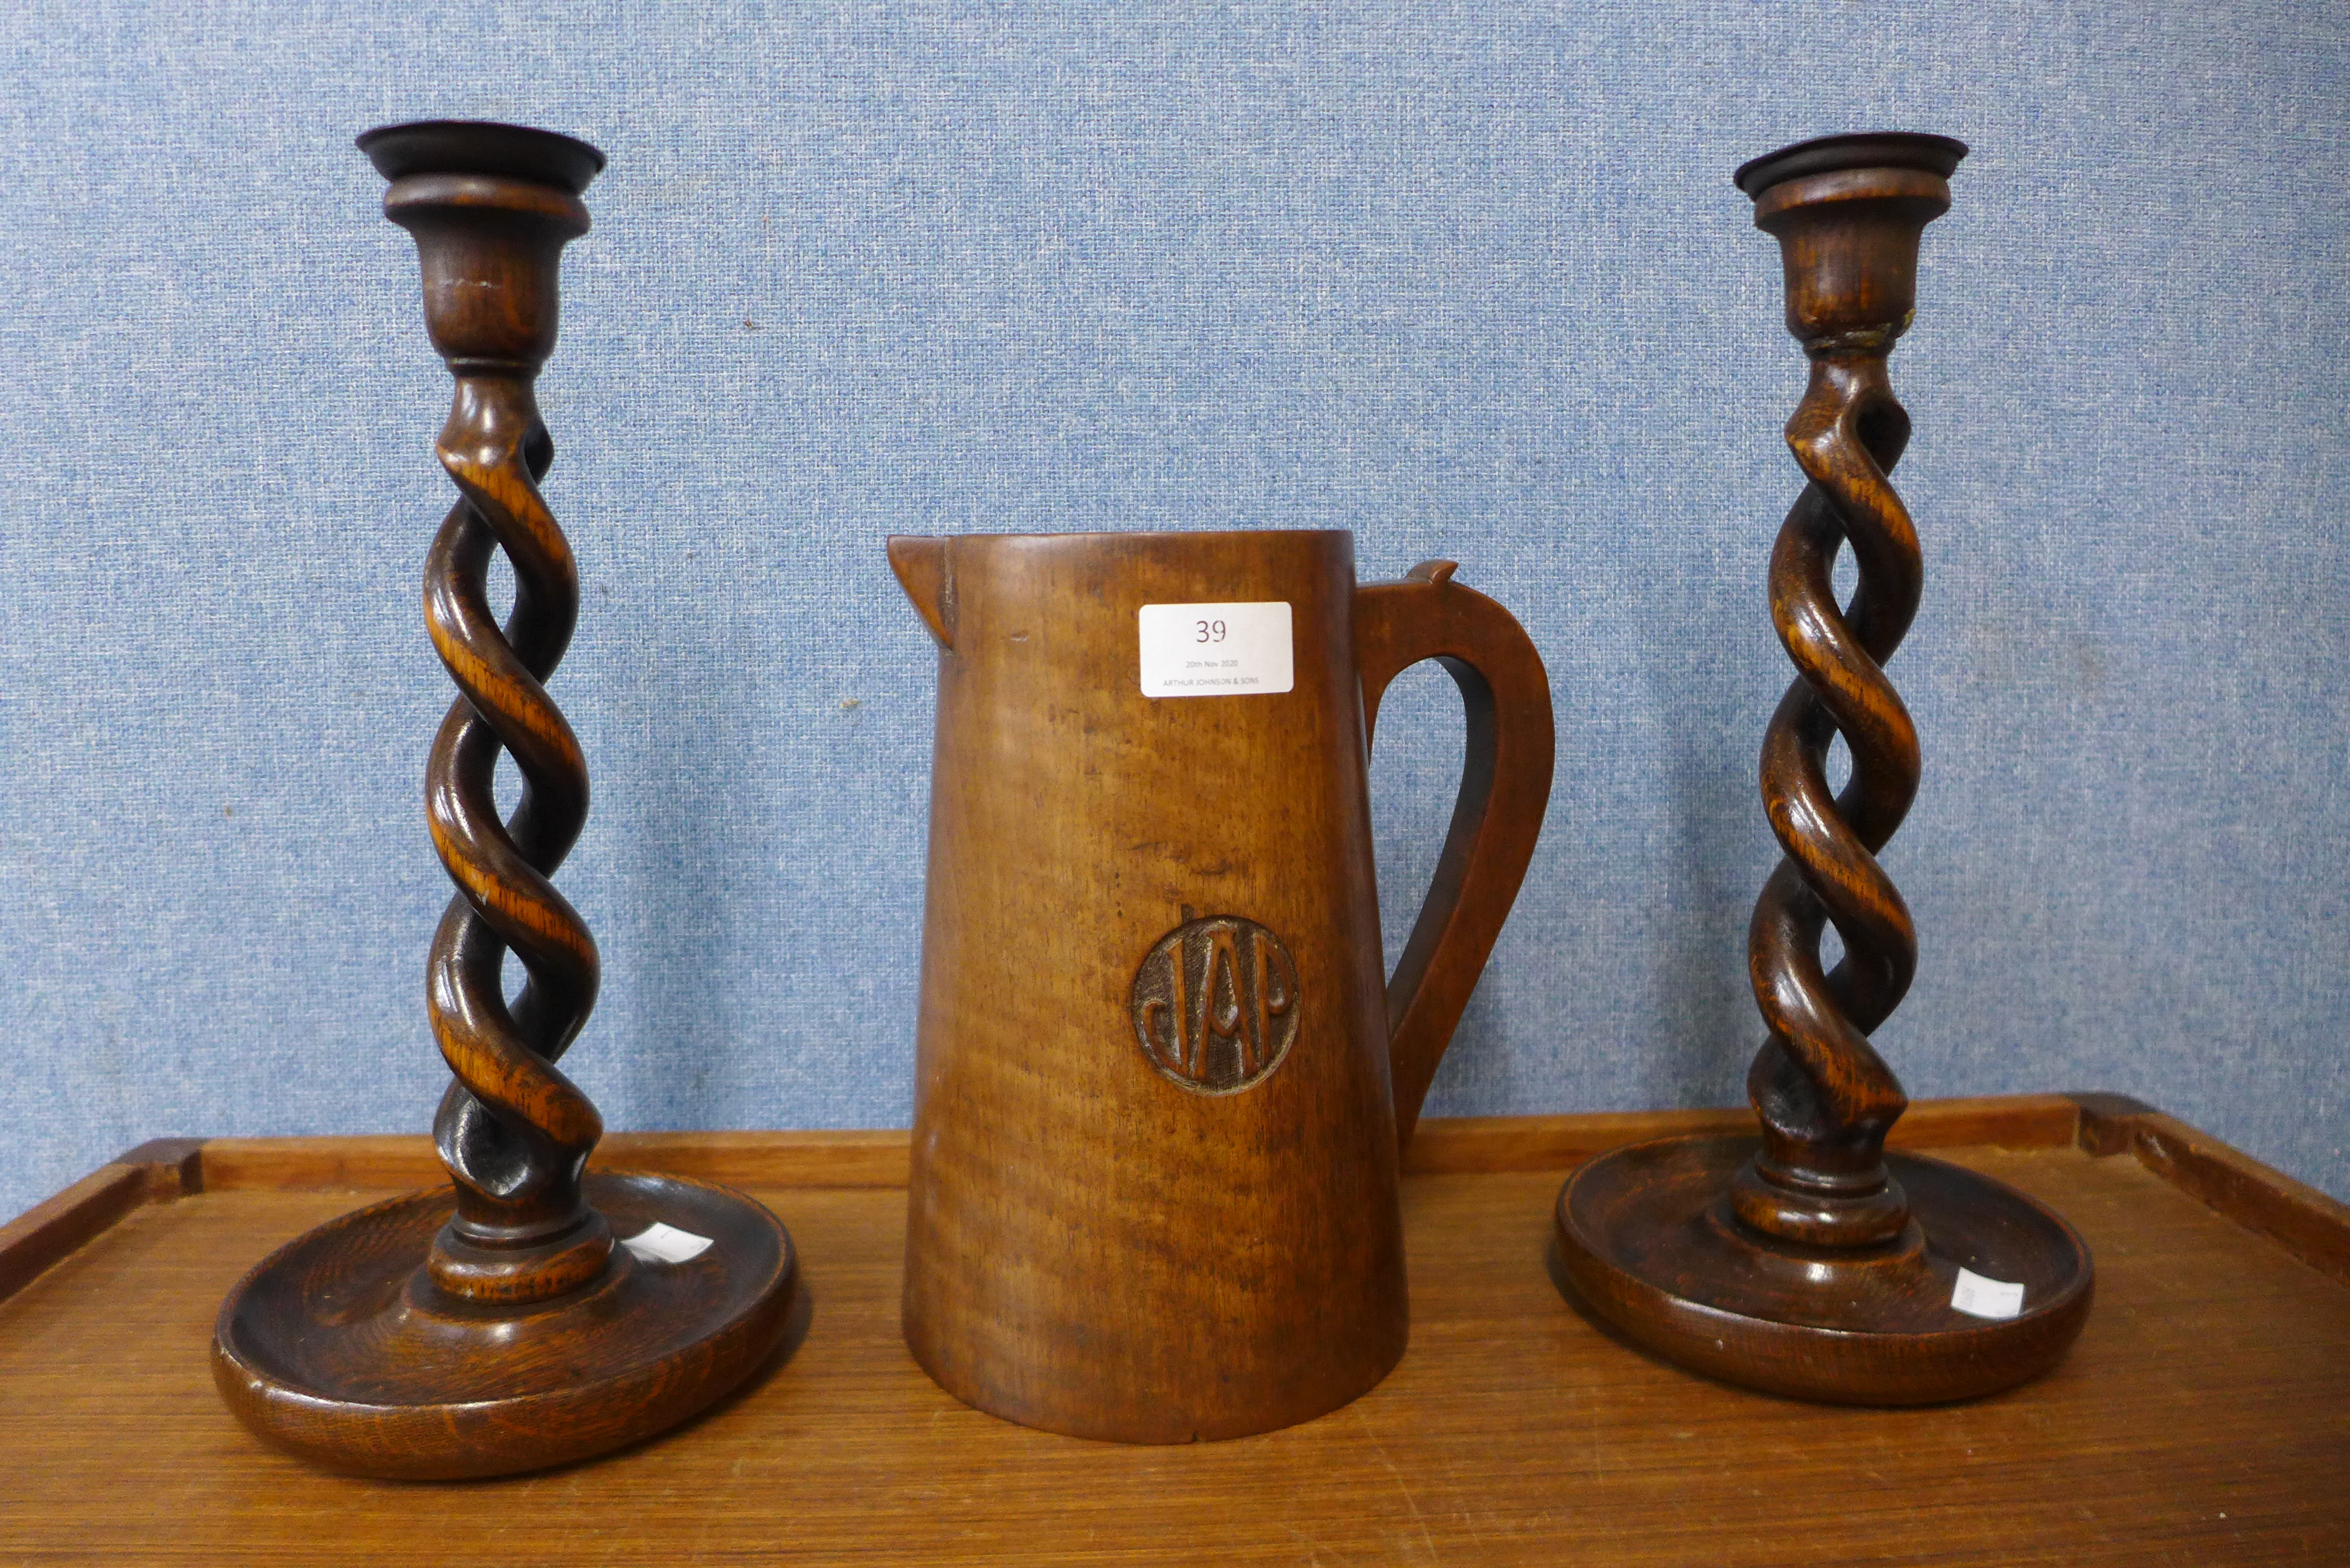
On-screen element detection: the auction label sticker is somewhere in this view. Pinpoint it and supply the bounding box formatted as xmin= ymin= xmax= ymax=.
xmin=1950 ymin=1266 xmax=2026 ymax=1320
xmin=1138 ymin=602 xmax=1294 ymax=698
xmin=622 ymin=1222 xmax=714 ymax=1265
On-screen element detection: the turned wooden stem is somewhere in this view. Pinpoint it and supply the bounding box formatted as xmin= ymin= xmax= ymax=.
xmin=362 ymin=123 xmax=612 ymax=1303
xmin=1730 ymin=134 xmax=1967 ymax=1249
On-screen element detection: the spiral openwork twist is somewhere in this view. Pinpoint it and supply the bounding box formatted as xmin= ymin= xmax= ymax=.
xmin=363 ymin=137 xmax=614 ymax=1302
xmin=1728 ymin=136 xmax=1963 ymax=1249
xmin=1739 ymin=354 xmax=1921 ymax=1242
xmin=424 ymin=378 xmax=606 ymax=1285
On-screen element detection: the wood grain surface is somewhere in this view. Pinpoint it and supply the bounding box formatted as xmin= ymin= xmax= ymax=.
xmin=2 ymin=1126 xmax=2345 ymax=1564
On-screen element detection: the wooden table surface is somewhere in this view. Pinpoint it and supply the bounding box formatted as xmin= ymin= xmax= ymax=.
xmin=1 ymin=1094 xmax=2346 ymax=1565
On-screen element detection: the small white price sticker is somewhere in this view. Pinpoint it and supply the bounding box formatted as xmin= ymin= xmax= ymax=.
xmin=1950 ymin=1267 xmax=2026 ymax=1320
xmin=1138 ymin=602 xmax=1294 ymax=698
xmin=621 ymin=1223 xmax=714 ymax=1266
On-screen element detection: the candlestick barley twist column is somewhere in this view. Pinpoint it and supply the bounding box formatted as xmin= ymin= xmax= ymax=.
xmin=1550 ymin=133 xmax=2094 ymax=1405
xmin=1733 ymin=195 xmax=1928 ymax=1252
xmin=416 ymin=216 xmax=609 ymax=1304
xmin=212 ymin=121 xmax=799 ymax=1478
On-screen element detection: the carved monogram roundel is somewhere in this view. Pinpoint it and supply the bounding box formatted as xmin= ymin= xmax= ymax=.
xmin=1129 ymin=913 xmax=1301 ymax=1096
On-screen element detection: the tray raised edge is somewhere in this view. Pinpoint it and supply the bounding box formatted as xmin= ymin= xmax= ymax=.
xmin=4 ymin=1093 xmax=2345 ymax=1314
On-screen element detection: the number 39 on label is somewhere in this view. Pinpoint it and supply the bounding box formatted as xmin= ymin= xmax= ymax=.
xmin=1137 ymin=602 xmax=1294 ymax=698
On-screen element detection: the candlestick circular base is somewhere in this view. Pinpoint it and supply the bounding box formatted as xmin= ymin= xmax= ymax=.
xmin=213 ymin=1172 xmax=797 ymax=1479
xmin=1553 ymin=1136 xmax=2092 ymax=1406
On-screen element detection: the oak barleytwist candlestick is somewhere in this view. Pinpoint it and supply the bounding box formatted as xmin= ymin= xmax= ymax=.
xmin=1552 ymin=133 xmax=2093 ymax=1404
xmin=211 ymin=121 xmax=798 ymax=1478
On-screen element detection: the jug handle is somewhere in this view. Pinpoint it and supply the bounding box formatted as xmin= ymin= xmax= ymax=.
xmin=1355 ymin=561 xmax=1556 ymax=1152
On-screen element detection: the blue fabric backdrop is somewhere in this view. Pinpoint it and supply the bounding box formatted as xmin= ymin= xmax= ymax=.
xmin=2 ymin=3 xmax=2344 ymax=1220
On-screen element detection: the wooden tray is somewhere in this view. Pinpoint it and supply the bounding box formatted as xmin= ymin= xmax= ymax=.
xmin=2 ymin=1093 xmax=2345 ymax=1564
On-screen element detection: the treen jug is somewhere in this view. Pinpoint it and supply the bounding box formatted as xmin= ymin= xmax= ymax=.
xmin=890 ymin=528 xmax=1553 ymax=1442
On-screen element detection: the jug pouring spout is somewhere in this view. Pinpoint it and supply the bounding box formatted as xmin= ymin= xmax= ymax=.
xmin=886 ymin=536 xmax=955 ymax=650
